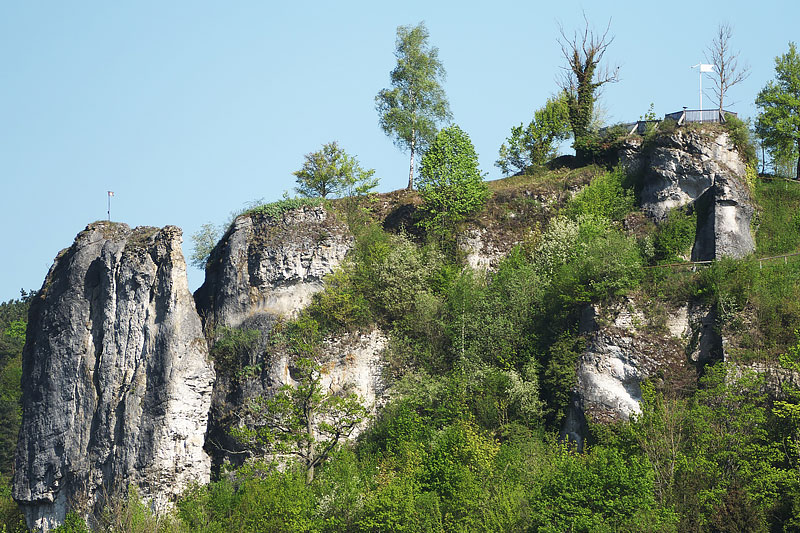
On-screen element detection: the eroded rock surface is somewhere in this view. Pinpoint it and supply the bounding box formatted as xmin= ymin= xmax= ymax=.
xmin=14 ymin=222 xmax=214 ymax=532
xmin=564 ymin=298 xmax=697 ymax=449
xmin=195 ymin=206 xmax=352 ymax=329
xmin=621 ymin=127 xmax=755 ymax=261
xmin=691 ymin=170 xmax=755 ymax=261
xmin=631 ymin=129 xmax=746 ymax=222
xmin=194 ymin=206 xmax=386 ymax=468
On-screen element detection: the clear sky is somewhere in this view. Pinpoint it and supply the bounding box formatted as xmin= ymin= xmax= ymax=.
xmin=1 ymin=0 xmax=797 ymax=302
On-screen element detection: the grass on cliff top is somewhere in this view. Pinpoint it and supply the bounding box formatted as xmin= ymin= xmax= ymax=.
xmin=752 ymin=177 xmax=800 ymax=256
xmin=239 ymin=197 xmax=324 ymax=221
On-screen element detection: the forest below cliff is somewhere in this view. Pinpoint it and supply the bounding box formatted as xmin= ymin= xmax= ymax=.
xmin=4 ymin=120 xmax=800 ymax=531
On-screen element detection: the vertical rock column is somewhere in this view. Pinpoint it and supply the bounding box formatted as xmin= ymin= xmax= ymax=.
xmin=13 ymin=222 xmax=214 ymax=532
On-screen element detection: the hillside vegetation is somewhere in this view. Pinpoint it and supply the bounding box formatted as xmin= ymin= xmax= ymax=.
xmin=5 ymin=153 xmax=800 ymax=532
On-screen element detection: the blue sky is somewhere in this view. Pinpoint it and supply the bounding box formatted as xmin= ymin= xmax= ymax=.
xmin=1 ymin=0 xmax=797 ymax=302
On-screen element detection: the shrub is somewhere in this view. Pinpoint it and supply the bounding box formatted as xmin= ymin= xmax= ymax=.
xmin=52 ymin=512 xmax=89 ymax=533
xmin=240 ymin=197 xmax=323 ymax=220
xmin=307 ymin=268 xmax=373 ymax=333
xmin=417 ymin=125 xmax=489 ymax=234
xmin=653 ymin=206 xmax=697 ymax=262
xmin=723 ymin=115 xmax=758 ymax=167
xmin=564 ymin=166 xmax=636 ymax=221
xmin=209 ymin=327 xmax=261 ymax=376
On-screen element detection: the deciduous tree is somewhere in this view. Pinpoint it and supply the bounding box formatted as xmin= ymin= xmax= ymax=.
xmin=376 ymin=22 xmax=452 ymax=190
xmin=705 ymin=23 xmax=750 ymax=112
xmin=294 ymin=141 xmax=378 ymax=198
xmin=496 ymin=93 xmax=571 ymax=175
xmin=557 ymin=16 xmax=618 ymax=162
xmin=755 ymin=42 xmax=800 ymax=180
xmin=417 ymin=125 xmax=488 ymax=233
xmin=232 ymin=319 xmax=368 ymax=484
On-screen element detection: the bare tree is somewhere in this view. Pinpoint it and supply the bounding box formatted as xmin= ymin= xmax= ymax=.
xmin=558 ymin=15 xmax=619 ymax=162
xmin=705 ymin=23 xmax=750 ymax=112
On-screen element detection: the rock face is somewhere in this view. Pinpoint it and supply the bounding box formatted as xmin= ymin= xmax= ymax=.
xmin=691 ymin=171 xmax=756 ymax=261
xmin=563 ymin=299 xmax=695 ymax=449
xmin=194 ymin=206 xmax=385 ymax=468
xmin=14 ymin=222 xmax=214 ymax=532
xmin=620 ymin=127 xmax=755 ymax=261
xmin=195 ymin=206 xmax=352 ymax=329
xmin=632 ymin=129 xmax=746 ymax=222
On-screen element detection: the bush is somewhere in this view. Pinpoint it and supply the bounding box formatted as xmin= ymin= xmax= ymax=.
xmin=530 ymin=444 xmax=676 ymax=532
xmin=52 ymin=512 xmax=89 ymax=533
xmin=653 ymin=206 xmax=697 ymax=262
xmin=723 ymin=115 xmax=758 ymax=167
xmin=240 ymin=197 xmax=323 ymax=220
xmin=564 ymin=166 xmax=636 ymax=222
xmin=307 ymin=268 xmax=373 ymax=333
xmin=208 ymin=327 xmax=261 ymax=376
xmin=417 ymin=125 xmax=489 ymax=234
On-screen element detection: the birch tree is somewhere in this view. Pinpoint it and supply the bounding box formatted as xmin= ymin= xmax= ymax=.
xmin=376 ymin=22 xmax=452 ymax=190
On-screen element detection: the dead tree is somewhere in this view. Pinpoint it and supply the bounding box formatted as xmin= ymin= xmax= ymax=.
xmin=558 ymin=15 xmax=619 ymax=162
xmin=705 ymin=23 xmax=750 ymax=112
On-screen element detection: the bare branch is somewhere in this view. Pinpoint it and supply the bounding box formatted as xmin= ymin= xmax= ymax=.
xmin=704 ymin=23 xmax=750 ymax=111
xmin=556 ymin=14 xmax=618 ymax=159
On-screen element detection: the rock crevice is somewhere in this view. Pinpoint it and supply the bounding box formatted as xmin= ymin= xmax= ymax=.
xmin=14 ymin=222 xmax=214 ymax=532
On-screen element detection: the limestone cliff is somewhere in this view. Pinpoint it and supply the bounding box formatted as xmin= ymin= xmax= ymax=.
xmin=195 ymin=206 xmax=352 ymax=328
xmin=194 ymin=207 xmax=386 ymax=468
xmin=621 ymin=127 xmax=755 ymax=260
xmin=563 ymin=298 xmax=718 ymax=449
xmin=14 ymin=222 xmax=214 ymax=532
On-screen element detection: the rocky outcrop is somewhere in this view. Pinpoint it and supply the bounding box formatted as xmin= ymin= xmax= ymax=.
xmin=194 ymin=206 xmax=386 ymax=468
xmin=691 ymin=171 xmax=756 ymax=261
xmin=195 ymin=206 xmax=352 ymax=328
xmin=14 ymin=222 xmax=214 ymax=532
xmin=576 ymin=300 xmax=687 ymax=421
xmin=620 ymin=127 xmax=755 ymax=261
xmin=564 ymin=298 xmax=700 ymax=449
xmin=632 ymin=129 xmax=746 ymax=222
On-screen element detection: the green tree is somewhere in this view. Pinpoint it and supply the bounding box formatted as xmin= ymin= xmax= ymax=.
xmin=416 ymin=125 xmax=489 ymax=233
xmin=557 ymin=16 xmax=619 ymax=162
xmin=376 ymin=22 xmax=452 ymax=190
xmin=496 ymin=93 xmax=571 ymax=175
xmin=293 ymin=141 xmax=378 ymax=198
xmin=755 ymin=42 xmax=800 ymax=180
xmin=232 ymin=318 xmax=369 ymax=484
xmin=189 ymin=222 xmax=221 ymax=270
xmin=234 ymin=356 xmax=368 ymax=484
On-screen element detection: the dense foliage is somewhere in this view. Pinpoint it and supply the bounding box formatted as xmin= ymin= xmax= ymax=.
xmin=496 ymin=93 xmax=571 ymax=175
xmin=755 ymin=42 xmax=800 ymax=180
xmin=416 ymin=125 xmax=489 ymax=235
xmin=293 ymin=141 xmax=378 ymax=199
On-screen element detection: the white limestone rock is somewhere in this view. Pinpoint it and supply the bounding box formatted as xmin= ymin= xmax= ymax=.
xmin=14 ymin=222 xmax=214 ymax=532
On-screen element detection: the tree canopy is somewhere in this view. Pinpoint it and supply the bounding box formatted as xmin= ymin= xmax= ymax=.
xmin=557 ymin=16 xmax=618 ymax=162
xmin=417 ymin=125 xmax=489 ymax=233
xmin=293 ymin=141 xmax=378 ymax=198
xmin=755 ymin=42 xmax=800 ymax=180
xmin=496 ymin=92 xmax=571 ymax=175
xmin=376 ymin=22 xmax=452 ymax=190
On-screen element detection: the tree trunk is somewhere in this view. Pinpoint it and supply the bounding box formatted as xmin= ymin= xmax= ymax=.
xmin=306 ymin=412 xmax=315 ymax=484
xmin=796 ymin=139 xmax=800 ymax=181
xmin=408 ymin=136 xmax=415 ymax=190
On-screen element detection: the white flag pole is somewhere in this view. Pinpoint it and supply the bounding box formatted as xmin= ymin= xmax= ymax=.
xmin=691 ymin=64 xmax=714 ymax=122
